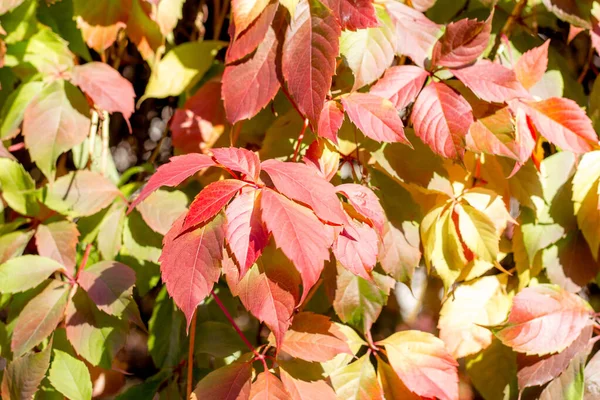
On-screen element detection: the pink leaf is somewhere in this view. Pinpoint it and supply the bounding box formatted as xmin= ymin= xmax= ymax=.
xmin=320 ymin=0 xmax=378 ymax=31
xmin=225 ymin=189 xmax=269 ymax=275
xmin=35 ymin=220 xmax=79 ymax=276
xmin=160 ymin=214 xmax=225 ymax=328
xmin=260 ymin=189 xmax=333 ymax=304
xmin=317 ymin=100 xmax=344 ymax=143
xmin=514 ymin=40 xmax=550 ymax=90
xmin=77 ymin=261 xmax=136 ymax=317
xmin=511 ymin=98 xmax=598 ymax=154
xmin=280 ymin=370 xmax=337 ymax=400
xmin=184 ymin=179 xmax=248 ymax=232
xmin=341 ymin=92 xmax=410 ymax=144
xmin=333 ymin=217 xmax=378 ymax=279
xmin=128 ymin=154 xmax=216 ymax=212
xmin=280 ymin=312 xmax=352 ymax=362
xmin=411 ymin=82 xmax=473 ymax=159
xmin=282 ymin=0 xmax=341 ymax=127
xmin=411 ymin=0 xmax=436 ymax=12
xmin=385 ymin=2 xmax=442 ymax=67
xmin=303 ymin=140 xmax=340 ymax=181
xmin=431 ymin=15 xmax=492 ymax=68
xmin=226 ymin=2 xmax=278 ymax=63
xmin=249 ymin=372 xmax=289 ymax=400
xmin=451 ymin=60 xmax=530 ymax=103
xmin=496 ymin=285 xmax=593 ymax=356
xmin=212 ymin=147 xmax=261 ymax=182
xmin=369 ymin=65 xmax=429 ymax=110
xmin=191 ymin=361 xmax=252 ymax=400
xmin=71 ymin=62 xmax=135 ymax=131
xmin=261 ymin=159 xmax=345 ymax=225
xmin=222 ymin=17 xmax=281 ymax=124
xmin=336 ymin=183 xmax=385 ymax=235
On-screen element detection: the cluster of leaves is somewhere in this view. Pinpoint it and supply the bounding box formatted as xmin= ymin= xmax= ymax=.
xmin=3 ymin=0 xmax=600 ymax=398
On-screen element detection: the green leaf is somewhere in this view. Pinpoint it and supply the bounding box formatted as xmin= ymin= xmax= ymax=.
xmin=333 ymin=267 xmax=394 ymax=333
xmin=115 ymin=370 xmax=171 ymax=400
xmin=48 ymin=349 xmax=92 ymax=400
xmin=0 ymin=80 xmax=44 ymax=140
xmin=0 ymin=0 xmax=37 ymax=45
xmin=466 ymin=339 xmax=517 ymax=400
xmin=194 ymin=321 xmax=245 ymax=358
xmin=0 ymin=157 xmax=39 ymax=216
xmin=122 ymin=209 xmax=162 ymax=263
xmin=148 ymin=287 xmax=186 ymax=368
xmin=22 ymin=80 xmax=89 ymax=180
xmin=330 ymin=354 xmax=383 ymax=400
xmin=141 ymin=41 xmax=225 ymax=102
xmin=1 ymin=340 xmax=51 ymax=399
xmin=0 ymin=255 xmax=65 ymax=294
xmin=9 ymin=28 xmax=74 ymax=77
xmin=96 ymin=201 xmax=126 ymax=260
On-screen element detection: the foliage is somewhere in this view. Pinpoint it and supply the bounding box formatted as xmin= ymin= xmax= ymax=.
xmin=2 ymin=0 xmax=600 ymax=399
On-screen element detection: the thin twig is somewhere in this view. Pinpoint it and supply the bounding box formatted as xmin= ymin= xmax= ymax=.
xmin=7 ymin=142 xmax=25 ymax=152
xmin=88 ymin=111 xmax=100 ymax=168
xmin=488 ymin=0 xmax=528 ymax=60
xmin=578 ymin=42 xmax=595 ymax=84
xmin=187 ymin=311 xmax=197 ymax=399
xmin=292 ymin=119 xmax=309 ymax=162
xmin=101 ymin=111 xmax=109 ymax=176
xmin=75 ymin=243 xmax=93 ymax=281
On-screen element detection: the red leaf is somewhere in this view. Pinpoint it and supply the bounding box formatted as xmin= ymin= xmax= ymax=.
xmin=511 ymin=97 xmax=597 ymax=154
xmin=260 ymin=189 xmax=333 ymax=303
xmin=231 ymin=0 xmax=270 ymax=35
xmin=35 ymin=220 xmax=79 ymax=276
xmin=320 ymin=0 xmax=378 ymax=31
xmin=212 ymin=147 xmax=261 ymax=182
xmin=236 ymin=258 xmax=298 ymax=347
xmin=341 ymin=93 xmax=410 ymax=144
xmin=431 ymin=15 xmax=492 ymax=68
xmin=280 ymin=312 xmax=352 ymax=362
xmin=226 ymin=2 xmax=278 ymax=63
xmin=171 ymin=80 xmax=226 ymax=154
xmin=411 ymin=82 xmax=473 ymax=159
xmin=369 ymin=65 xmax=429 ymax=110
xmin=191 ymin=361 xmax=252 ymax=400
xmin=282 ymin=0 xmax=341 ymax=127
xmin=317 ymin=100 xmax=344 ymax=143
xmin=261 ymin=159 xmax=345 ymax=225
xmin=385 ymin=2 xmax=442 ymax=67
xmin=514 ymin=40 xmax=550 ymax=90
xmin=333 ymin=217 xmax=378 ymax=279
xmin=222 ymin=16 xmax=281 ymax=124
xmin=184 ymin=179 xmax=248 ymax=231
xmin=280 ymin=370 xmax=337 ymax=400
xmin=517 ymin=324 xmax=593 ymax=390
xmin=496 ymin=285 xmax=593 ymax=355
xmin=303 ymin=140 xmax=340 ymax=181
xmin=336 ymin=183 xmax=385 ymax=235
xmin=225 ymin=189 xmax=269 ymax=274
xmin=77 ymin=261 xmax=136 ymax=316
xmin=74 ymin=0 xmax=128 ymax=53
xmin=249 ymin=372 xmax=289 ymax=400
xmin=129 ymin=154 xmax=216 ymax=212
xmin=451 ymin=60 xmax=530 ymax=103
xmin=71 ymin=62 xmax=135 ymax=131
xmin=160 ymin=214 xmax=225 ymax=328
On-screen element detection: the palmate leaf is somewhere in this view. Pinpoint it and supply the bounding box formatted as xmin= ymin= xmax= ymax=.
xmin=212 ymin=147 xmax=261 ymax=182
xmin=496 ymin=285 xmax=593 ymax=356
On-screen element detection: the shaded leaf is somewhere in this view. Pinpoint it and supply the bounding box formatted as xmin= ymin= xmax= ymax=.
xmin=1 ymin=340 xmax=51 ymax=400
xmin=431 ymin=14 xmax=492 ymax=68
xmin=148 ymin=287 xmax=186 ymax=368
xmin=466 ymin=339 xmax=517 ymax=400
xmin=0 ymin=157 xmax=39 ymax=216
xmin=77 ymin=261 xmax=135 ymax=317
xmin=191 ymin=360 xmax=252 ymax=400
xmin=35 ymin=220 xmax=79 ymax=276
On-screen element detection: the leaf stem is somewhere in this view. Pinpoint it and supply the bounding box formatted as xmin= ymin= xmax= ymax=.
xmin=488 ymin=0 xmax=528 ymax=60
xmin=187 ymin=310 xmax=197 ymax=399
xmin=578 ymin=42 xmax=595 ymax=84
xmin=75 ymin=243 xmax=93 ymax=281
xmin=292 ymin=118 xmax=309 ymax=162
xmin=7 ymin=142 xmax=25 ymax=152
xmin=210 ymin=289 xmax=268 ymax=369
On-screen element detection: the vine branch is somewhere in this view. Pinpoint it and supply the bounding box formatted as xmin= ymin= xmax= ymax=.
xmin=187 ymin=311 xmax=197 ymax=398
xmin=488 ymin=0 xmax=528 ymax=60
xmin=292 ymin=118 xmax=309 ymax=162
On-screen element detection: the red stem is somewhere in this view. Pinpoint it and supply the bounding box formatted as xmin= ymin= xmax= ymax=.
xmin=187 ymin=311 xmax=197 ymax=398
xmin=292 ymin=118 xmax=309 ymax=162
xmin=75 ymin=243 xmax=92 ymax=282
xmin=8 ymin=142 xmax=25 ymax=152
xmin=210 ymin=290 xmax=268 ymax=369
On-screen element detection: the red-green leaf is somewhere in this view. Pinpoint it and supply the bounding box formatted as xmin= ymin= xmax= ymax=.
xmin=12 ymin=280 xmax=69 ymax=357
xmin=320 ymin=0 xmax=378 ymax=31
xmin=336 ymin=183 xmax=385 ymax=235
xmin=184 ymin=179 xmax=248 ymax=230
xmin=191 ymin=361 xmax=252 ymax=400
xmin=411 ymin=81 xmax=473 ymax=159
xmin=496 ymin=284 xmax=593 ymax=356
xmin=317 ymin=100 xmax=344 ymax=143
xmin=261 ymin=159 xmax=345 ymax=224
xmin=225 ymin=189 xmax=269 ymax=274
xmin=341 ymin=93 xmax=410 ymax=144
xmin=280 ymin=370 xmax=336 ymax=400
xmin=212 ymin=147 xmax=261 ymax=182
xmin=514 ymin=40 xmax=550 ymax=90
xmin=280 ymin=312 xmax=351 ymax=362
xmin=1 ymin=340 xmax=51 ymax=400
xmin=378 ymin=330 xmax=459 ymax=400
xmin=71 ymin=62 xmax=135 ymax=130
xmin=129 ymin=154 xmax=216 ymax=211
xmin=511 ymin=98 xmax=597 ymax=153
xmin=249 ymin=371 xmax=288 ymax=400
xmin=451 ymin=60 xmax=530 ymax=103
xmin=35 ymin=221 xmax=79 ymax=276
xmin=260 ymin=189 xmax=332 ymax=303
xmin=160 ymin=214 xmax=225 ymax=328
xmin=282 ymin=0 xmax=341 ymax=127
xmin=369 ymin=65 xmax=429 ymax=110
xmin=78 ymin=261 xmax=136 ymax=317
xmin=431 ymin=15 xmax=492 ymax=68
